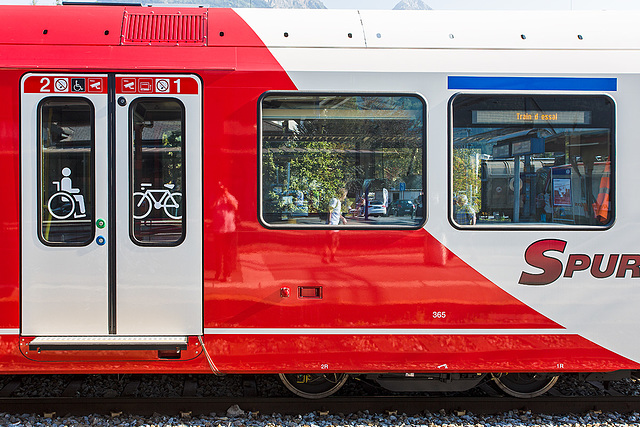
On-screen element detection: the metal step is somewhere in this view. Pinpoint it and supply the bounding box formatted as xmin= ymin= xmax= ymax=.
xmin=28 ymin=336 xmax=188 ymax=351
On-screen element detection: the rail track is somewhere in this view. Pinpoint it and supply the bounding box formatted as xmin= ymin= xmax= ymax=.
xmin=0 ymin=375 xmax=639 ymax=417
xmin=1 ymin=395 xmax=640 ymax=417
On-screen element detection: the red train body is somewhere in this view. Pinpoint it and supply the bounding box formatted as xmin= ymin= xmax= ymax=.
xmin=0 ymin=4 xmax=638 ymax=398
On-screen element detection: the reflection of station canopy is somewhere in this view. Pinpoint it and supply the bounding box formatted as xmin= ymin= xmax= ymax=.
xmin=457 ymin=126 xmax=610 ymax=223
xmin=262 ymin=113 xmax=423 ymax=186
xmin=454 ymin=127 xmax=610 ymax=157
xmin=454 ymin=128 xmax=550 ymax=151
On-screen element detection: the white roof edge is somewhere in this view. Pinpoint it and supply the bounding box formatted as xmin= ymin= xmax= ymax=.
xmin=235 ymin=9 xmax=640 ymax=50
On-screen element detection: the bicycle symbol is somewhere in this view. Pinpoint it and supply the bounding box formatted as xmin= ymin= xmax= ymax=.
xmin=133 ymin=183 xmax=182 ymax=220
xmin=47 ymin=167 xmax=86 ymax=220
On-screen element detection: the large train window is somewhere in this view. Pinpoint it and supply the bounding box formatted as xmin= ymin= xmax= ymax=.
xmin=130 ymin=99 xmax=185 ymax=245
xmin=451 ymin=95 xmax=614 ymax=227
xmin=38 ymin=98 xmax=95 ymax=245
xmin=260 ymin=93 xmax=425 ymax=228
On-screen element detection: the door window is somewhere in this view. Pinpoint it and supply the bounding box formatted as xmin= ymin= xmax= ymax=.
xmin=39 ymin=98 xmax=94 ymax=245
xmin=130 ymin=98 xmax=185 ymax=245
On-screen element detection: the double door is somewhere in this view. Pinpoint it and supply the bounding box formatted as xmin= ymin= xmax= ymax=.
xmin=21 ymin=73 xmax=202 ymax=336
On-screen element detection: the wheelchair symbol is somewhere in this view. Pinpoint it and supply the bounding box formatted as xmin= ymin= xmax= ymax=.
xmin=71 ymin=78 xmax=86 ymax=92
xmin=47 ymin=167 xmax=86 ymax=219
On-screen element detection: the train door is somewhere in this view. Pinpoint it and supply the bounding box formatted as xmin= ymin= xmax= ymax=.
xmin=21 ymin=73 xmax=202 ymax=338
xmin=114 ymin=75 xmax=202 ymax=335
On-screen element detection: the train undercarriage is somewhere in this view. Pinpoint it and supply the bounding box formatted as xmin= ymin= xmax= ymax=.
xmin=278 ymin=371 xmax=638 ymax=399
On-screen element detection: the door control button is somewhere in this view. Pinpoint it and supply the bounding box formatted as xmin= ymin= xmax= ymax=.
xmin=96 ymin=218 xmax=106 ymax=229
xmin=96 ymin=236 xmax=106 ymax=246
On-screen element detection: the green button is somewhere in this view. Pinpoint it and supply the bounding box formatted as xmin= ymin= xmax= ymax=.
xmin=96 ymin=219 xmax=106 ymax=229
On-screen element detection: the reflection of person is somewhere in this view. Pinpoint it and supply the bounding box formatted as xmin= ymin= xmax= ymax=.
xmin=328 ymin=188 xmax=348 ymax=225
xmin=211 ymin=182 xmax=238 ymax=281
xmin=354 ymin=196 xmax=365 ymax=217
xmin=324 ymin=188 xmax=347 ymax=263
xmin=60 ymin=167 xmax=86 ymax=217
xmin=454 ymin=194 xmax=476 ymax=225
xmin=536 ymin=193 xmax=546 ymax=221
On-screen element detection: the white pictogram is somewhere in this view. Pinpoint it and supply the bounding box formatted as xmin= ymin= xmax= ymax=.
xmin=47 ymin=167 xmax=86 ymax=219
xmin=133 ymin=183 xmax=182 ymax=220
xmin=139 ymin=78 xmax=153 ymax=92
xmin=54 ymin=78 xmax=69 ymax=92
xmin=122 ymin=78 xmax=136 ymax=92
xmin=71 ymin=78 xmax=85 ymax=92
xmin=88 ymin=78 xmax=102 ymax=92
xmin=155 ymin=79 xmax=170 ymax=93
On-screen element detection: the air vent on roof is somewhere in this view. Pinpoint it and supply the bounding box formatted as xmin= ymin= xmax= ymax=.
xmin=122 ymin=11 xmax=207 ymax=45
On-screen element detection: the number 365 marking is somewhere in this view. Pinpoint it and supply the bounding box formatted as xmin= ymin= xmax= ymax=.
xmin=433 ymin=311 xmax=446 ymax=319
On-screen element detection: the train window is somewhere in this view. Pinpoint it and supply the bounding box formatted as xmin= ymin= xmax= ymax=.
xmin=130 ymin=99 xmax=185 ymax=245
xmin=260 ymin=94 xmax=425 ymax=228
xmin=451 ymin=95 xmax=614 ymax=227
xmin=39 ymin=98 xmax=95 ymax=245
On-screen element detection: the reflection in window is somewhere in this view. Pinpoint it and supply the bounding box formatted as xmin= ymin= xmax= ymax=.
xmin=452 ymin=95 xmax=613 ymax=226
xmin=39 ymin=98 xmax=94 ymax=245
xmin=131 ymin=99 xmax=185 ymax=244
xmin=261 ymin=94 xmax=425 ymax=227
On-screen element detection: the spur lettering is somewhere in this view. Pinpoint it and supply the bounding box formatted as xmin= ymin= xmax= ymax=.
xmin=518 ymin=239 xmax=640 ymax=285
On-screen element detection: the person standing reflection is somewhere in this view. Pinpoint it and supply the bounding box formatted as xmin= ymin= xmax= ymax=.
xmin=454 ymin=194 xmax=476 ymax=225
xmin=212 ymin=182 xmax=238 ymax=281
xmin=328 ymin=188 xmax=348 ymax=226
xmin=323 ymin=188 xmax=347 ymax=263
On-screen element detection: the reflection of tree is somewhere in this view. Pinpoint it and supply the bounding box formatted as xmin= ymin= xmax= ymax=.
xmin=263 ymin=140 xmax=347 ymax=214
xmin=162 ymin=129 xmax=183 ymax=188
xmin=452 ymin=147 xmax=481 ymax=211
xmin=262 ymin=96 xmax=423 ymax=216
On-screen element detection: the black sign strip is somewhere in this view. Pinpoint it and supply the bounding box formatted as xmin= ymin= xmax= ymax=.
xmin=107 ymin=73 xmax=117 ymax=335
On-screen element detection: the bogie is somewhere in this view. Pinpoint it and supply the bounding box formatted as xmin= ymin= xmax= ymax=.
xmin=492 ymin=373 xmax=560 ymax=398
xmin=279 ymin=373 xmax=349 ymax=399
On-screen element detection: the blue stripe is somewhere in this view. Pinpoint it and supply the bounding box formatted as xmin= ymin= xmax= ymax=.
xmin=448 ymin=76 xmax=617 ymax=91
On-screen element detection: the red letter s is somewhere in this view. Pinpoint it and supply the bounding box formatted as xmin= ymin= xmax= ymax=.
xmin=518 ymin=239 xmax=567 ymax=285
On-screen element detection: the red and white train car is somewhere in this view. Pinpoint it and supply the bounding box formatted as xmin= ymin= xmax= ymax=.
xmin=0 ymin=4 xmax=637 ymax=398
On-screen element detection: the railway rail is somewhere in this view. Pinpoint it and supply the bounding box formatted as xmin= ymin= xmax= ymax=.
xmin=0 ymin=375 xmax=639 ymax=417
xmin=2 ymin=395 xmax=640 ymax=418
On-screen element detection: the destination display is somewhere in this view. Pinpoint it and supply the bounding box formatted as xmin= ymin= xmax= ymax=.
xmin=473 ymin=110 xmax=592 ymax=125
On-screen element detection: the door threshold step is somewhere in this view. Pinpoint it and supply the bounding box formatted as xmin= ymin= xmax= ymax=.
xmin=28 ymin=336 xmax=188 ymax=351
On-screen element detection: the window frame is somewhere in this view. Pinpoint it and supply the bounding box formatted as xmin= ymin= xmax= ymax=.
xmin=128 ymin=96 xmax=187 ymax=247
xmin=37 ymin=96 xmax=96 ymax=247
xmin=448 ymin=92 xmax=616 ymax=231
xmin=258 ymin=91 xmax=428 ymax=230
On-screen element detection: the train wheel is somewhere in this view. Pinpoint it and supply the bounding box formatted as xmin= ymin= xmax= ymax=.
xmin=492 ymin=373 xmax=559 ymax=398
xmin=279 ymin=373 xmax=348 ymax=399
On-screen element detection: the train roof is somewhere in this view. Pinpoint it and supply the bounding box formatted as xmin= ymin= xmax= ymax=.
xmin=0 ymin=5 xmax=638 ymax=51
